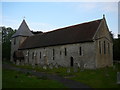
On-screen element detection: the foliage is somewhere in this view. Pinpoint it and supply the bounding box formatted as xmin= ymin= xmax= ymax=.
xmin=2 ymin=27 xmax=16 ymax=60
xmin=113 ymin=38 xmax=120 ymax=61
xmin=2 ymin=68 xmax=66 ymax=88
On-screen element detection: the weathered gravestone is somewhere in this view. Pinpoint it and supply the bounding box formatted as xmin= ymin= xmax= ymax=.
xmin=16 ymin=60 xmax=20 ymax=65
xmin=43 ymin=65 xmax=47 ymax=70
xmin=67 ymin=68 xmax=71 ymax=73
xmin=55 ymin=63 xmax=58 ymax=68
xmin=117 ymin=72 xmax=120 ymax=84
xmin=80 ymin=61 xmax=84 ymax=71
xmin=74 ymin=63 xmax=78 ymax=72
xmin=77 ymin=63 xmax=80 ymax=68
xmin=49 ymin=63 xmax=53 ymax=69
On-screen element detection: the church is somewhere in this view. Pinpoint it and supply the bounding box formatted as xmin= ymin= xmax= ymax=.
xmin=11 ymin=16 xmax=113 ymax=69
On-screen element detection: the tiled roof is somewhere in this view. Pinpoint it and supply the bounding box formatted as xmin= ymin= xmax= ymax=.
xmin=19 ymin=19 xmax=102 ymax=50
xmin=12 ymin=19 xmax=33 ymax=38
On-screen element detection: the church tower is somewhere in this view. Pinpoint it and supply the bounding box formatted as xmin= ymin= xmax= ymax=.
xmin=11 ymin=19 xmax=33 ymax=62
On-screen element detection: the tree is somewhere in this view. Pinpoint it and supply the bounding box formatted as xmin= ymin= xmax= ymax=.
xmin=113 ymin=38 xmax=120 ymax=61
xmin=2 ymin=27 xmax=16 ymax=60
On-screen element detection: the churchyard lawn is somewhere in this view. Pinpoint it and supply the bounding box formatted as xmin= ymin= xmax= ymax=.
xmin=3 ymin=61 xmax=120 ymax=88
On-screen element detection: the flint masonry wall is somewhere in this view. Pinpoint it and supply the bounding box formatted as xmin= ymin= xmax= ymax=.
xmin=22 ymin=42 xmax=96 ymax=69
xmin=11 ymin=36 xmax=27 ymax=62
xmin=94 ymin=19 xmax=113 ymax=68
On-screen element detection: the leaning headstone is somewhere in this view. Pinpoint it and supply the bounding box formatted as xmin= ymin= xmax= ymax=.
xmin=117 ymin=72 xmax=120 ymax=84
xmin=67 ymin=68 xmax=70 ymax=73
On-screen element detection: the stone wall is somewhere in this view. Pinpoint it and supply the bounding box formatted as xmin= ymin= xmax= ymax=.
xmin=22 ymin=42 xmax=96 ymax=69
xmin=11 ymin=36 xmax=27 ymax=62
xmin=94 ymin=18 xmax=113 ymax=68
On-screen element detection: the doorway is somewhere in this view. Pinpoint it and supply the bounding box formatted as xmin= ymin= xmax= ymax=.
xmin=70 ymin=57 xmax=74 ymax=67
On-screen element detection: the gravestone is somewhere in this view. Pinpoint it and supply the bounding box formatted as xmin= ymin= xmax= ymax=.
xmin=77 ymin=63 xmax=80 ymax=68
xmin=117 ymin=72 xmax=120 ymax=84
xmin=43 ymin=65 xmax=47 ymax=70
xmin=49 ymin=63 xmax=53 ymax=69
xmin=113 ymin=65 xmax=115 ymax=69
xmin=16 ymin=60 xmax=20 ymax=65
xmin=67 ymin=68 xmax=70 ymax=73
xmin=74 ymin=63 xmax=78 ymax=72
xmin=55 ymin=63 xmax=58 ymax=68
xmin=80 ymin=61 xmax=84 ymax=71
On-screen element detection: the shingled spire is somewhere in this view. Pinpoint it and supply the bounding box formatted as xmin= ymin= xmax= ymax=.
xmin=12 ymin=19 xmax=33 ymax=38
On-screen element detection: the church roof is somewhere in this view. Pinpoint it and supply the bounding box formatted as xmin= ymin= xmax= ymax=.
xmin=19 ymin=18 xmax=103 ymax=50
xmin=12 ymin=19 xmax=33 ymax=38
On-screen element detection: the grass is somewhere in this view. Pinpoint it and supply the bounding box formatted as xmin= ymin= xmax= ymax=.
xmin=3 ymin=60 xmax=120 ymax=88
xmin=2 ymin=68 xmax=66 ymax=88
xmin=70 ymin=67 xmax=120 ymax=88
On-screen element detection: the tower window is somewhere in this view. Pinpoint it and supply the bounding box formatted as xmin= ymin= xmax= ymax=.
xmin=65 ymin=48 xmax=67 ymax=56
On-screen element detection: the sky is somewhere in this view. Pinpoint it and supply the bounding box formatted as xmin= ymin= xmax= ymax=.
xmin=1 ymin=1 xmax=119 ymax=38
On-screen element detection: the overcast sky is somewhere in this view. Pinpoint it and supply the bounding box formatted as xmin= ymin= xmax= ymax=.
xmin=1 ymin=1 xmax=119 ymax=38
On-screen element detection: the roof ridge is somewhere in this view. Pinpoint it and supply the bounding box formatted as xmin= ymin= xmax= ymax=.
xmin=44 ymin=18 xmax=103 ymax=34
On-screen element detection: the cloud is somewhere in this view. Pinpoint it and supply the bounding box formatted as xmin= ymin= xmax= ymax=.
xmin=75 ymin=2 xmax=118 ymax=13
xmin=101 ymin=2 xmax=118 ymax=13
xmin=75 ymin=2 xmax=97 ymax=11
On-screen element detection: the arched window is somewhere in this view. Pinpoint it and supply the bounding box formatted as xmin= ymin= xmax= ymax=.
xmin=40 ymin=52 xmax=41 ymax=59
xmin=65 ymin=48 xmax=67 ymax=56
xmin=108 ymin=43 xmax=110 ymax=54
xmin=60 ymin=51 xmax=61 ymax=55
xmin=79 ymin=46 xmax=82 ymax=56
xmin=53 ymin=49 xmax=55 ymax=60
xmin=104 ymin=41 xmax=106 ymax=54
xmin=32 ymin=52 xmax=34 ymax=59
xmin=99 ymin=41 xmax=102 ymax=54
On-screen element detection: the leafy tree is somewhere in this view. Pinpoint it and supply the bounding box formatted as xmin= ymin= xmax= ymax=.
xmin=113 ymin=38 xmax=120 ymax=61
xmin=2 ymin=27 xmax=16 ymax=60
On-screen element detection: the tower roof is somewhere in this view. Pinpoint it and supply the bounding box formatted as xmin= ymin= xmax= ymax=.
xmin=12 ymin=19 xmax=33 ymax=38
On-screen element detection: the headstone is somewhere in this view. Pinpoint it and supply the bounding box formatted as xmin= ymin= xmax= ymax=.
xmin=113 ymin=65 xmax=116 ymax=69
xmin=80 ymin=61 xmax=84 ymax=71
xmin=49 ymin=64 xmax=53 ymax=69
xmin=55 ymin=63 xmax=58 ymax=68
xmin=67 ymin=68 xmax=70 ymax=73
xmin=43 ymin=65 xmax=47 ymax=70
xmin=74 ymin=63 xmax=78 ymax=72
xmin=16 ymin=60 xmax=20 ymax=65
xmin=117 ymin=72 xmax=120 ymax=84
xmin=84 ymin=64 xmax=87 ymax=69
xmin=77 ymin=63 xmax=80 ymax=68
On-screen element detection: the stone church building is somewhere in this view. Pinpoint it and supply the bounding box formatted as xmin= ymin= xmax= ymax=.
xmin=11 ymin=16 xmax=113 ymax=69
